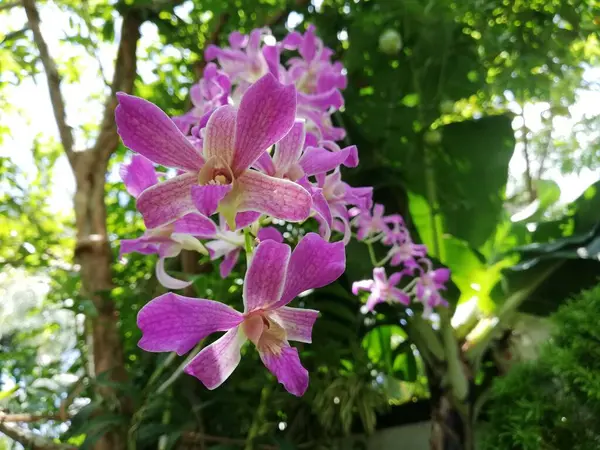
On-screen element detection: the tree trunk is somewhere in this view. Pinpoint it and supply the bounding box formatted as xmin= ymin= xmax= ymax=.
xmin=74 ymin=154 xmax=128 ymax=450
xmin=429 ymin=393 xmax=474 ymax=450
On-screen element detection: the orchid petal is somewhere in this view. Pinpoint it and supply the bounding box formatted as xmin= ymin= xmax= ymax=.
xmin=257 ymin=227 xmax=283 ymax=243
xmin=352 ymin=280 xmax=374 ymax=295
xmin=273 ymin=121 xmax=305 ymax=174
xmin=120 ymin=155 xmax=158 ymax=198
xmin=115 ymin=93 xmax=202 ymax=171
xmin=299 ymin=146 xmax=357 ymax=176
xmin=156 ymin=257 xmax=192 ymax=290
xmin=191 ymin=184 xmax=233 ymax=217
xmin=173 ymin=213 xmax=218 ymax=237
xmin=277 ymin=233 xmax=345 ymax=307
xmin=120 ymin=236 xmax=163 ymax=257
xmin=136 ymin=173 xmax=197 ymax=229
xmin=253 ymin=152 xmax=276 ymax=176
xmin=260 ymin=345 xmax=308 ymax=397
xmin=220 ymin=248 xmax=240 ymax=278
xmin=270 ymin=307 xmax=318 ymax=343
xmin=137 ymin=293 xmax=243 ymax=355
xmin=310 ymin=188 xmax=333 ymax=240
xmin=236 ymin=170 xmax=311 ymax=223
xmin=243 ymin=240 xmax=291 ymax=313
xmin=184 ymin=328 xmax=246 ymax=389
xmin=234 ymin=211 xmax=262 ymax=230
xmin=232 ymin=73 xmax=297 ymax=175
xmin=203 ymin=105 xmax=237 ymax=166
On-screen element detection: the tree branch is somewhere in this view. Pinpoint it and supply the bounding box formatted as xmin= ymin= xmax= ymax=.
xmin=0 ymin=412 xmax=63 ymax=423
xmin=0 ymin=422 xmax=76 ymax=450
xmin=91 ymin=11 xmax=142 ymax=166
xmin=22 ymin=0 xmax=75 ymax=165
xmin=0 ymin=1 xmax=21 ymax=12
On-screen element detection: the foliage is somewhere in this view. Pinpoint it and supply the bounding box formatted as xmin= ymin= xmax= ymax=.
xmin=1 ymin=0 xmax=599 ymax=449
xmin=481 ymin=283 xmax=600 ymax=450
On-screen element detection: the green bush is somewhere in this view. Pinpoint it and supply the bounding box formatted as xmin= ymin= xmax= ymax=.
xmin=480 ymin=283 xmax=600 ymax=450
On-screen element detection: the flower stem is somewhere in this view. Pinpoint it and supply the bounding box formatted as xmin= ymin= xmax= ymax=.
xmin=244 ymin=386 xmax=271 ymax=450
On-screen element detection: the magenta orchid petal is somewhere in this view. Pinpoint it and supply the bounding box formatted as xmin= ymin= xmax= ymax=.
xmin=137 ymin=293 xmax=243 ymax=355
xmin=390 ymin=288 xmax=411 ymax=305
xmin=231 ymin=73 xmax=297 ymax=175
xmin=310 ymin=188 xmax=333 ymax=241
xmin=156 ymin=257 xmax=192 ymax=290
xmin=260 ymin=345 xmax=309 ymax=397
xmin=253 ymin=151 xmax=276 ymax=176
xmin=236 ymin=170 xmax=311 ymax=222
xmin=191 ymin=184 xmax=233 ymax=217
xmin=119 ymin=236 xmax=165 ymax=257
xmin=203 ymin=105 xmax=237 ymax=166
xmin=269 ymin=306 xmax=318 ymax=343
xmin=172 ymin=213 xmax=218 ymax=237
xmin=220 ymin=248 xmax=240 ymax=278
xmin=299 ymin=146 xmax=354 ymax=177
xmin=184 ymin=328 xmax=246 ymax=389
xmin=136 ymin=172 xmax=197 ymax=229
xmin=120 ymin=155 xmax=158 ymax=198
xmin=277 ymin=233 xmax=345 ymax=307
xmin=243 ymin=240 xmax=291 ymax=313
xmin=257 ymin=226 xmax=283 ymax=243
xmin=273 ymin=121 xmax=305 ymax=174
xmin=115 ymin=93 xmax=202 ymax=171
xmin=234 ymin=211 xmax=262 ymax=230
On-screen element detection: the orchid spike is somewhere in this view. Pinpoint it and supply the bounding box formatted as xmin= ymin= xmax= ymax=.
xmin=136 ymin=233 xmax=345 ymax=396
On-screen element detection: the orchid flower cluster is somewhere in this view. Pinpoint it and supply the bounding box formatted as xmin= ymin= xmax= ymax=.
xmin=115 ymin=25 xmax=448 ymax=397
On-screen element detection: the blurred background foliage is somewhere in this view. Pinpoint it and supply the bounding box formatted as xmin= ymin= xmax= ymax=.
xmin=0 ymin=0 xmax=599 ymax=449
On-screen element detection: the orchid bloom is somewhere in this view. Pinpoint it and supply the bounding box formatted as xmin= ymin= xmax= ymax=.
xmin=136 ymin=233 xmax=345 ymax=396
xmin=205 ymin=28 xmax=277 ymax=88
xmin=305 ymin=170 xmax=372 ymax=243
xmin=415 ymin=266 xmax=450 ymax=316
xmin=384 ymin=220 xmax=428 ymax=272
xmin=115 ymin=73 xmax=312 ymax=230
xmin=352 ymin=267 xmax=410 ymax=311
xmin=254 ymin=121 xmax=358 ymax=182
xmin=119 ymin=155 xmax=217 ymax=289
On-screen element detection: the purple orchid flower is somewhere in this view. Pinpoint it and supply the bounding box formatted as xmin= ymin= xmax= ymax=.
xmin=352 ymin=267 xmax=410 ymax=311
xmin=302 ymin=170 xmax=373 ymax=243
xmin=415 ymin=265 xmax=450 ymax=316
xmin=119 ymin=155 xmax=217 ymax=289
xmin=350 ymin=203 xmax=401 ymax=241
xmin=205 ymin=28 xmax=278 ymax=88
xmin=136 ymin=233 xmax=345 ymax=396
xmin=383 ymin=220 xmax=428 ymax=272
xmin=115 ymin=73 xmax=312 ymax=230
xmin=282 ymin=25 xmax=347 ymax=97
xmin=172 ymin=63 xmax=231 ymax=134
xmin=254 ymin=121 xmax=358 ymax=182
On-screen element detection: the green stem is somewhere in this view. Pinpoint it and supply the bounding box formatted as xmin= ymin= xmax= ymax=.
xmin=244 ymin=386 xmax=271 ymax=450
xmin=423 ymin=144 xmax=445 ymax=262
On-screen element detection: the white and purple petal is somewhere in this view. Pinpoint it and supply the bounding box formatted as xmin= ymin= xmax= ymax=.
xmin=137 ymin=293 xmax=243 ymax=355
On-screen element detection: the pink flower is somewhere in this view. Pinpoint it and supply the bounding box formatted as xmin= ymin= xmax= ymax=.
xmin=254 ymin=121 xmax=358 ymax=182
xmin=115 ymin=73 xmax=312 ymax=230
xmin=119 ymin=155 xmax=217 ymax=289
xmin=205 ymin=28 xmax=277 ymax=87
xmin=136 ymin=233 xmax=345 ymax=396
xmin=172 ymin=63 xmax=231 ymax=134
xmin=302 ymin=170 xmax=372 ymax=243
xmin=415 ymin=266 xmax=450 ymax=315
xmin=352 ymin=267 xmax=410 ymax=311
